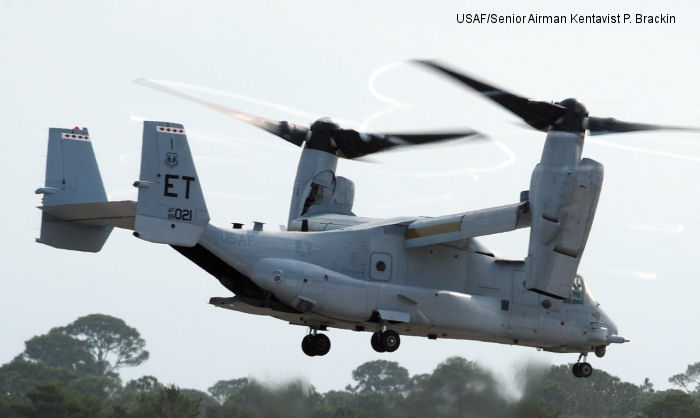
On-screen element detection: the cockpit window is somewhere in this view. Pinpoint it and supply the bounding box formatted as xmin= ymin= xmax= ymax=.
xmin=565 ymin=275 xmax=585 ymax=304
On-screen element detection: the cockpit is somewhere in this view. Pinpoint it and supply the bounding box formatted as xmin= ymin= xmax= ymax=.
xmin=564 ymin=275 xmax=596 ymax=305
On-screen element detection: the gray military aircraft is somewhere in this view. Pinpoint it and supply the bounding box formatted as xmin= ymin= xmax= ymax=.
xmin=36 ymin=61 xmax=695 ymax=378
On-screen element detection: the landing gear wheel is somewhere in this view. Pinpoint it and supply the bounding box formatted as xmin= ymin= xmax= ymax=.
xmin=311 ymin=334 xmax=331 ymax=356
xmin=572 ymin=363 xmax=582 ymax=377
xmin=301 ymin=335 xmax=316 ymax=357
xmin=594 ymin=345 xmax=606 ymax=358
xmin=572 ymin=362 xmax=593 ymax=378
xmin=379 ymin=330 xmax=401 ymax=352
xmin=579 ymin=362 xmax=593 ymax=378
xmin=371 ymin=332 xmax=386 ymax=353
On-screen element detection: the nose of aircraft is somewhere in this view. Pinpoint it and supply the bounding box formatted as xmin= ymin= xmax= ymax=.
xmin=598 ymin=307 xmax=628 ymax=344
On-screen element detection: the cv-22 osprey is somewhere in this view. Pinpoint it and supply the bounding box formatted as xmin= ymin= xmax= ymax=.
xmin=36 ymin=61 xmax=695 ymax=378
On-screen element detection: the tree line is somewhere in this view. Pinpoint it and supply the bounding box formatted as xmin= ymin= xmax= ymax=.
xmin=1 ymin=314 xmax=699 ymax=417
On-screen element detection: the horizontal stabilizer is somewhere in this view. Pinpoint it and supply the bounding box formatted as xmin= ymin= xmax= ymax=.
xmin=37 ymin=212 xmax=111 ymax=252
xmin=38 ymin=200 xmax=136 ymax=230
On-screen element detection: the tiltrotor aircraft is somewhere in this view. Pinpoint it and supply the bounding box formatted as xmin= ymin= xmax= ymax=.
xmin=35 ymin=61 xmax=694 ymax=378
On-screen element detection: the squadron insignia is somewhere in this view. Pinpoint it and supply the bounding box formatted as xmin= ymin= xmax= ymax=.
xmin=165 ymin=152 xmax=178 ymax=168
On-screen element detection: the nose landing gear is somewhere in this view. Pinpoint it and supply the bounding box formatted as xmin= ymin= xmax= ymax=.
xmin=301 ymin=330 xmax=331 ymax=357
xmin=572 ymin=353 xmax=593 ymax=378
xmin=594 ymin=345 xmax=606 ymax=358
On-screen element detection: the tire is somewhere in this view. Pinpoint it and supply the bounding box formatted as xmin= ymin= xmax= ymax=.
xmin=301 ymin=335 xmax=316 ymax=357
xmin=594 ymin=345 xmax=606 ymax=358
xmin=572 ymin=363 xmax=582 ymax=378
xmin=580 ymin=362 xmax=593 ymax=378
xmin=312 ymin=334 xmax=331 ymax=356
xmin=371 ymin=332 xmax=386 ymax=353
xmin=380 ymin=330 xmax=400 ymax=352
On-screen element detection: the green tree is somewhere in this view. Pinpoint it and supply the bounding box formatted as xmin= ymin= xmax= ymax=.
xmin=125 ymin=375 xmax=162 ymax=393
xmin=519 ymin=364 xmax=645 ymax=418
xmin=349 ymin=360 xmax=410 ymax=397
xmin=509 ymin=399 xmax=563 ymax=418
xmin=640 ymin=377 xmax=655 ymax=394
xmin=114 ymin=375 xmax=164 ymax=412
xmin=214 ymin=379 xmax=323 ymax=418
xmin=0 ymin=394 xmax=21 ymax=418
xmin=180 ymin=388 xmax=219 ymax=416
xmin=641 ymin=389 xmax=700 ymax=418
xmin=330 ymin=406 xmax=372 ymax=418
xmin=63 ymin=314 xmax=149 ymax=375
xmin=323 ymin=389 xmax=391 ymax=418
xmin=21 ymin=328 xmax=99 ymax=374
xmin=11 ymin=381 xmax=103 ymax=418
xmin=131 ymin=385 xmax=200 ymax=418
xmin=321 ymin=390 xmax=358 ymax=417
xmin=669 ymin=362 xmax=700 ymax=393
xmin=0 ymin=359 xmax=119 ymax=402
xmin=404 ymin=373 xmax=429 ymax=394
xmin=207 ymin=378 xmax=249 ymax=404
xmin=400 ymin=357 xmax=506 ymax=418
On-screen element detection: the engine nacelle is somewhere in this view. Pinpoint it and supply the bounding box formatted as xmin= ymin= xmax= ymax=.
xmin=525 ymin=158 xmax=603 ymax=298
xmin=330 ymin=176 xmax=355 ymax=212
xmin=298 ymin=171 xmax=355 ymax=217
xmin=287 ymin=148 xmax=356 ymax=224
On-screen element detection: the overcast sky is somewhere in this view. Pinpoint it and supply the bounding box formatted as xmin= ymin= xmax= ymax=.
xmin=1 ymin=0 xmax=699 ymax=394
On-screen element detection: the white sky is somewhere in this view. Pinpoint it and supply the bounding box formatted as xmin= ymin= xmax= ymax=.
xmin=1 ymin=0 xmax=699 ymax=394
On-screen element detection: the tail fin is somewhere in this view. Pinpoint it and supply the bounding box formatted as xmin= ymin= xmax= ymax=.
xmin=133 ymin=122 xmax=209 ymax=246
xmin=35 ymin=127 xmax=112 ymax=252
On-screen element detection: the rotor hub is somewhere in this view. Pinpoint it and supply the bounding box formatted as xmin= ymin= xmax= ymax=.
xmin=310 ymin=117 xmax=340 ymax=133
xmin=306 ymin=117 xmax=340 ymax=153
xmin=553 ymin=98 xmax=588 ymax=132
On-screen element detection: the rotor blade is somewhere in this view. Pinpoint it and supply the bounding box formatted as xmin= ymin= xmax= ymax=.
xmin=414 ymin=60 xmax=566 ymax=131
xmin=587 ymin=116 xmax=700 ymax=136
xmin=134 ymin=78 xmax=309 ymax=146
xmin=331 ymin=129 xmax=483 ymax=159
xmin=381 ymin=131 xmax=484 ymax=144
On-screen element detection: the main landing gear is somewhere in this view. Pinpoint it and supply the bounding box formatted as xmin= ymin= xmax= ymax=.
xmin=301 ymin=330 xmax=331 ymax=357
xmin=370 ymin=329 xmax=400 ymax=353
xmin=299 ymin=327 xmax=401 ymax=356
xmin=572 ymin=353 xmax=593 ymax=378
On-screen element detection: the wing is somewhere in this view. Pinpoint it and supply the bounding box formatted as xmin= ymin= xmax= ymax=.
xmin=404 ymin=202 xmax=530 ymax=248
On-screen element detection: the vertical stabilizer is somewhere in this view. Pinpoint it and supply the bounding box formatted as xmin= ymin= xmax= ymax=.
xmin=39 ymin=128 xmax=107 ymax=205
xmin=133 ymin=122 xmax=209 ymax=246
xmin=35 ymin=128 xmax=112 ymax=252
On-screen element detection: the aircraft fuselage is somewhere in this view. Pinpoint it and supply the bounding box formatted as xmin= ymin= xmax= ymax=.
xmin=199 ymin=223 xmax=618 ymax=353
